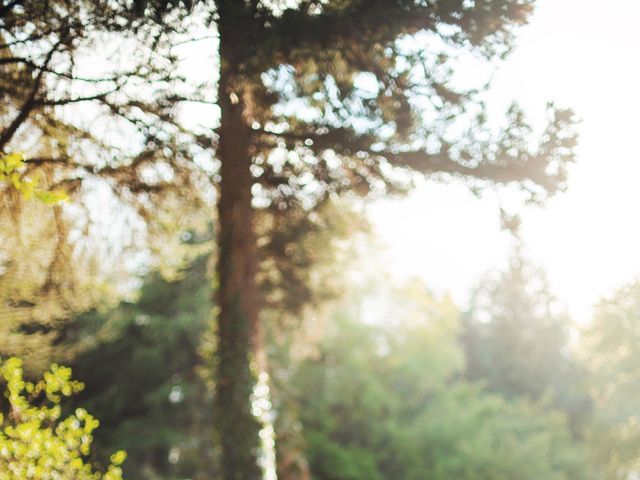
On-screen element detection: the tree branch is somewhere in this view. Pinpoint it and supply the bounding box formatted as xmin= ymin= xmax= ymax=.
xmin=0 ymin=41 xmax=60 ymax=150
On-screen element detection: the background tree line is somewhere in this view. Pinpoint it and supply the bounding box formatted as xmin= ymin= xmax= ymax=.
xmin=35 ymin=233 xmax=640 ymax=480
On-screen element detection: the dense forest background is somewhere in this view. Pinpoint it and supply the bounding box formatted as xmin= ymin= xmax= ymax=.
xmin=1 ymin=0 xmax=640 ymax=479
xmin=56 ymin=238 xmax=640 ymax=480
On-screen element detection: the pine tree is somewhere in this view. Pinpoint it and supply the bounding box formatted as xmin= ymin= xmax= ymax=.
xmin=463 ymin=251 xmax=591 ymax=427
xmin=209 ymin=3 xmax=577 ymax=477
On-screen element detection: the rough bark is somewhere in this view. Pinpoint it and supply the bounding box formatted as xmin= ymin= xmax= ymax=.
xmin=214 ymin=8 xmax=264 ymax=479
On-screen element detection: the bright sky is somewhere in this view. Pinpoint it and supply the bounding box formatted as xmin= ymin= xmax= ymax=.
xmin=369 ymin=0 xmax=640 ymax=323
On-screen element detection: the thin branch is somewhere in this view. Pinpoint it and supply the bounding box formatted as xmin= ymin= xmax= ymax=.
xmin=0 ymin=41 xmax=60 ymax=150
xmin=34 ymin=88 xmax=120 ymax=106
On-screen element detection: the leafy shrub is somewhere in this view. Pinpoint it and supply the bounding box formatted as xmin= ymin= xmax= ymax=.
xmin=0 ymin=357 xmax=125 ymax=479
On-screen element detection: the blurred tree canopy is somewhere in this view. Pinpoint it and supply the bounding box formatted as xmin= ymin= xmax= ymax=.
xmin=1 ymin=1 xmax=580 ymax=477
xmin=285 ymin=279 xmax=591 ymax=480
xmin=463 ymin=250 xmax=592 ymax=427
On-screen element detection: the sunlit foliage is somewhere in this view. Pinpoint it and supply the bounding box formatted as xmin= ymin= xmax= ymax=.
xmin=0 ymin=153 xmax=68 ymax=204
xmin=0 ymin=357 xmax=125 ymax=479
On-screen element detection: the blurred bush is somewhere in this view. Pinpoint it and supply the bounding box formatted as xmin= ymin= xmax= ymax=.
xmin=0 ymin=357 xmax=126 ymax=479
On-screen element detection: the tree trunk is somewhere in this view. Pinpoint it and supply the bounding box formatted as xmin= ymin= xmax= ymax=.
xmin=214 ymin=11 xmax=264 ymax=479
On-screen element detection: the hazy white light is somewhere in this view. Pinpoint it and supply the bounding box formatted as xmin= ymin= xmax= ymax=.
xmin=371 ymin=0 xmax=640 ymax=324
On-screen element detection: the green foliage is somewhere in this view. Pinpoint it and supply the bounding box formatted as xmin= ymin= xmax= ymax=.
xmin=64 ymin=255 xmax=216 ymax=480
xmin=395 ymin=385 xmax=587 ymax=480
xmin=0 ymin=357 xmax=125 ymax=480
xmin=285 ymin=281 xmax=592 ymax=480
xmin=50 ymin=200 xmax=363 ymax=479
xmin=27 ymin=239 xmax=621 ymax=480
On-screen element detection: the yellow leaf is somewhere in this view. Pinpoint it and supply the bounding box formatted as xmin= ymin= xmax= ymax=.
xmin=0 ymin=153 xmax=25 ymax=173
xmin=35 ymin=189 xmax=70 ymax=204
xmin=110 ymin=450 xmax=127 ymax=466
